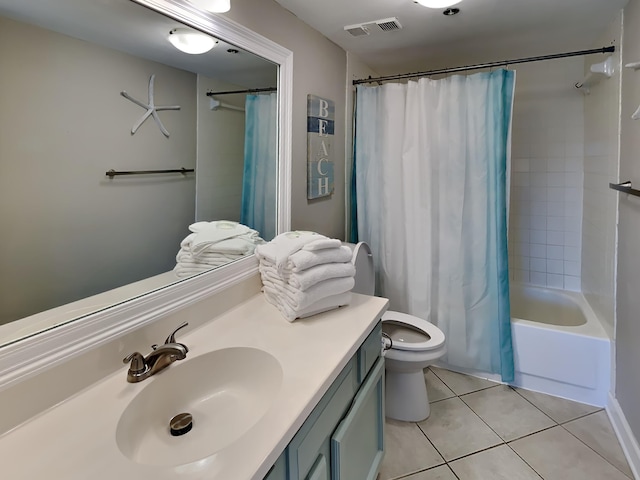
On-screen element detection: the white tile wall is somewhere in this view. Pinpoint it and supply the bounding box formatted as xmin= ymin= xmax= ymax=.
xmin=581 ymin=15 xmax=621 ymax=334
xmin=508 ymin=58 xmax=585 ymax=290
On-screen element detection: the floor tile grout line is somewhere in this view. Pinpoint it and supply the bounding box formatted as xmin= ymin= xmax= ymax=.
xmin=509 ymin=385 xmax=568 ymax=424
xmin=505 ymin=423 xmax=559 ymax=443
xmin=459 ymin=385 xmax=565 ymax=443
xmin=388 ymin=369 xmax=616 ymax=480
xmin=454 ymin=388 xmax=519 ymax=447
xmin=504 ymin=439 xmax=545 ymax=479
xmin=557 ymin=408 xmax=605 ymax=426
xmin=414 ymin=419 xmax=450 ymax=468
xmin=560 ymin=420 xmax=634 ymax=479
xmin=428 ymin=367 xmax=502 ymax=398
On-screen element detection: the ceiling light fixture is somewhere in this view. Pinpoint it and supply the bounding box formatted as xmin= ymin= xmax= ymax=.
xmin=168 ymin=28 xmax=217 ymax=54
xmin=188 ymin=0 xmax=231 ymax=13
xmin=414 ymin=0 xmax=462 ymax=8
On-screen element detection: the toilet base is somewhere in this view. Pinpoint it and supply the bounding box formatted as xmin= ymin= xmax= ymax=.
xmin=385 ymin=369 xmax=430 ymax=422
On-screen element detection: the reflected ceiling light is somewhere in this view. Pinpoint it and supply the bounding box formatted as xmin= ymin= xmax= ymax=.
xmin=168 ymin=28 xmax=217 ymax=54
xmin=189 ymin=0 xmax=231 ymax=13
xmin=414 ymin=0 xmax=462 ymax=8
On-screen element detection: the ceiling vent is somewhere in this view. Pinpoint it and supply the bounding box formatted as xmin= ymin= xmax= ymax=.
xmin=344 ymin=17 xmax=402 ymax=37
xmin=344 ymin=24 xmax=371 ymax=37
xmin=375 ymin=17 xmax=402 ymax=32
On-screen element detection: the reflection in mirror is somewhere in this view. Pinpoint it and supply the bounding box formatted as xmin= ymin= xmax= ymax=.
xmin=0 ymin=0 xmax=279 ymax=346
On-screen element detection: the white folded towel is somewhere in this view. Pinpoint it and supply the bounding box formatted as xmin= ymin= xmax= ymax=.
xmin=289 ymin=246 xmax=354 ymax=272
xmin=190 ymin=221 xmax=260 ymax=256
xmin=260 ymin=261 xmax=355 ymax=291
xmin=263 ymin=291 xmax=352 ymax=322
xmin=255 ymin=231 xmax=331 ymax=272
xmin=301 ymin=238 xmax=342 ymax=251
xmin=176 ymin=248 xmax=242 ymax=264
xmin=193 ymin=236 xmax=260 ymax=256
xmin=174 ymin=264 xmax=214 ymax=277
xmin=262 ymin=276 xmax=354 ymax=311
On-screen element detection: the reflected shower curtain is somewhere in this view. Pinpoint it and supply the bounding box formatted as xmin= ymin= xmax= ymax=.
xmin=354 ymin=70 xmax=515 ymax=381
xmin=241 ymin=93 xmax=277 ymax=241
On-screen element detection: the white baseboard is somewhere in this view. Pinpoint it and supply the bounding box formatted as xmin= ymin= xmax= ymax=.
xmin=607 ymin=393 xmax=640 ymax=480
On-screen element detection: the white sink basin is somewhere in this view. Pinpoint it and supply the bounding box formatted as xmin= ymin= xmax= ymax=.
xmin=115 ymin=347 xmax=283 ymax=467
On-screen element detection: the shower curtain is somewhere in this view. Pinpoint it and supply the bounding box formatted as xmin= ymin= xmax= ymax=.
xmin=241 ymin=92 xmax=277 ymax=241
xmin=354 ymin=70 xmax=515 ymax=382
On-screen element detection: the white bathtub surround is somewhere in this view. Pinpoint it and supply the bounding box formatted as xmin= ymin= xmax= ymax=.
xmin=508 ymin=58 xmax=585 ymax=291
xmin=0 ymin=293 xmax=388 ymax=479
xmin=510 ymin=284 xmax=611 ymax=406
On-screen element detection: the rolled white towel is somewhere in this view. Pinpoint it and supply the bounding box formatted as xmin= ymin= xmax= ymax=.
xmin=260 ymin=261 xmax=355 ymax=291
xmin=263 ymin=291 xmax=352 ymax=322
xmin=262 ymin=276 xmax=354 ymax=311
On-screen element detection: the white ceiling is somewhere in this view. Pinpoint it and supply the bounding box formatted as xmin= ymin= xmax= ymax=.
xmin=0 ymin=0 xmax=277 ymax=88
xmin=274 ymin=0 xmax=628 ymax=76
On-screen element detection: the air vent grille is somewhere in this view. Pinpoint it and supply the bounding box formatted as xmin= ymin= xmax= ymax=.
xmin=376 ymin=18 xmax=402 ymax=31
xmin=344 ymin=24 xmax=370 ymax=37
xmin=344 ymin=17 xmax=402 ymax=37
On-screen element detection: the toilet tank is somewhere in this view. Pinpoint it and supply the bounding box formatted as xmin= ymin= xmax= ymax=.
xmin=344 ymin=242 xmax=375 ymax=296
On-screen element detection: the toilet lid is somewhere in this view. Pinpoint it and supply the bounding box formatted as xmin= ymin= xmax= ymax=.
xmin=382 ymin=310 xmax=445 ymax=352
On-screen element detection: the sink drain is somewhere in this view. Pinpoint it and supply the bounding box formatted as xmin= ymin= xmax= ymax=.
xmin=169 ymin=412 xmax=193 ymax=437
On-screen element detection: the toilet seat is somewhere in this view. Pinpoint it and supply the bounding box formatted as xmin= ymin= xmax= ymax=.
xmin=382 ymin=310 xmax=445 ymax=352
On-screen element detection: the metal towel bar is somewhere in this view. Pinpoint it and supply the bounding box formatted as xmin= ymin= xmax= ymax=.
xmin=609 ymin=181 xmax=640 ymax=197
xmin=106 ymin=168 xmax=194 ymax=178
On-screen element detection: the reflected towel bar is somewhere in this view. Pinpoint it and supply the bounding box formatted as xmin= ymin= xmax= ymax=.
xmin=106 ymin=168 xmax=194 ymax=178
xmin=609 ymin=181 xmax=640 ymax=197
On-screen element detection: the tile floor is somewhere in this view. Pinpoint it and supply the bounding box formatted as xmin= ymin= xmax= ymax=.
xmin=379 ymin=367 xmax=634 ymax=480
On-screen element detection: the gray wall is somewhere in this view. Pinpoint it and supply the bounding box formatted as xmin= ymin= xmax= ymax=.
xmin=225 ymin=0 xmax=347 ymax=239
xmin=0 ymin=16 xmax=196 ymax=324
xmin=617 ymin=0 xmax=640 ymax=441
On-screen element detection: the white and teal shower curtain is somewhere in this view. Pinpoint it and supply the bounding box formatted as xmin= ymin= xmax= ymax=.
xmin=241 ymin=92 xmax=277 ymax=241
xmin=354 ymin=70 xmax=515 ymax=382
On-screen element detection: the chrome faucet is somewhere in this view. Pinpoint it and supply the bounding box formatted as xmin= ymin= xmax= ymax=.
xmin=123 ymin=322 xmax=189 ymax=383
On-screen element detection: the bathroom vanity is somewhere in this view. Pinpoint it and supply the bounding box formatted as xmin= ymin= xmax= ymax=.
xmin=0 ymin=291 xmax=388 ymax=479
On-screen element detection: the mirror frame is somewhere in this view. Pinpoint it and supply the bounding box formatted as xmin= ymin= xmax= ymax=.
xmin=0 ymin=0 xmax=292 ymax=390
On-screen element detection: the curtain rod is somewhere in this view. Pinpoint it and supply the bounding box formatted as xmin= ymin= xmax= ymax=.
xmin=206 ymin=87 xmax=277 ymax=96
xmin=353 ymin=46 xmax=616 ymax=85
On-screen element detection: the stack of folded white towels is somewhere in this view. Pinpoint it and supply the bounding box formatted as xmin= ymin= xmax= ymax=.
xmin=255 ymin=231 xmax=356 ymax=322
xmin=174 ymin=220 xmax=264 ymax=278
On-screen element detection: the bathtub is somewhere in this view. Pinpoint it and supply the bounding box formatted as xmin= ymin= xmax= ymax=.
xmin=510 ymin=284 xmax=611 ymax=407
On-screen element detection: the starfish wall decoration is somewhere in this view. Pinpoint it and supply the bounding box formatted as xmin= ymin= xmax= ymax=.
xmin=120 ymin=74 xmax=181 ymax=138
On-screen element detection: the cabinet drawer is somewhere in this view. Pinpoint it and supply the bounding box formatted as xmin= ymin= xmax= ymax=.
xmin=331 ymin=356 xmax=385 ymax=480
xmin=288 ymin=357 xmax=358 ymax=479
xmin=358 ymin=322 xmax=382 ymax=383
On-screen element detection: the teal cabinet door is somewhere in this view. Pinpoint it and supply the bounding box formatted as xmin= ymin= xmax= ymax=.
xmin=331 ymin=357 xmax=385 ymax=480
xmin=264 ymin=451 xmax=287 ymax=480
xmin=306 ymin=454 xmax=329 ymax=480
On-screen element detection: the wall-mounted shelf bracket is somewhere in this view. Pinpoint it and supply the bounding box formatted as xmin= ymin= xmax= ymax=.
xmin=575 ymin=56 xmax=614 ymax=95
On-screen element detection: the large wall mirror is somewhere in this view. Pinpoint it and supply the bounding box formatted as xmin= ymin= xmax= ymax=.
xmin=0 ymin=0 xmax=292 ymax=353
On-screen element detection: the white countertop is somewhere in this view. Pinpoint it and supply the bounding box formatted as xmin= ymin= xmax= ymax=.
xmin=0 ymin=292 xmax=388 ymax=480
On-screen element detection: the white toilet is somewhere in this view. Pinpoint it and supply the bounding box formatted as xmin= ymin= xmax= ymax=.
xmin=350 ymin=242 xmax=447 ymax=422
